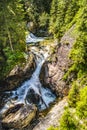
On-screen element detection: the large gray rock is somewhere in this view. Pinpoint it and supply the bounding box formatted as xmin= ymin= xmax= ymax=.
xmin=40 ymin=25 xmax=76 ymax=97
xmin=0 ymin=54 xmax=36 ymax=92
xmin=1 ymin=103 xmax=37 ymax=129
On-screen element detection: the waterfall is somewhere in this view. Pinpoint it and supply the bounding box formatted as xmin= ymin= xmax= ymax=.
xmin=26 ymin=33 xmax=44 ymax=43
xmin=0 ymin=34 xmax=56 ymax=116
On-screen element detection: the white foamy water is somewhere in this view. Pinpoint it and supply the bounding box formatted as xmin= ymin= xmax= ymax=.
xmin=26 ymin=33 xmax=44 ymax=43
xmin=0 ymin=37 xmax=56 ymax=116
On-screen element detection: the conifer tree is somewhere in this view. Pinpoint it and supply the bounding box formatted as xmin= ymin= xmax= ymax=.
xmin=0 ymin=0 xmax=26 ymax=79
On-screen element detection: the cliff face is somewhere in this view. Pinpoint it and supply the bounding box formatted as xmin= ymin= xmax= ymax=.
xmin=40 ymin=25 xmax=76 ymax=97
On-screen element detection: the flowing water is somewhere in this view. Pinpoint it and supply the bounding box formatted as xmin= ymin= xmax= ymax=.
xmin=26 ymin=33 xmax=44 ymax=43
xmin=0 ymin=33 xmax=56 ymax=117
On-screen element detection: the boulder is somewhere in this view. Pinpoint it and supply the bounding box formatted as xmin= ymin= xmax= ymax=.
xmin=26 ymin=88 xmax=40 ymax=105
xmin=1 ymin=103 xmax=37 ymax=129
xmin=0 ymin=53 xmax=36 ymax=92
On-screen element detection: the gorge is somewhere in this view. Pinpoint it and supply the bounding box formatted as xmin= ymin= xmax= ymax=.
xmin=0 ymin=34 xmax=57 ymax=129
xmin=0 ymin=0 xmax=87 ymax=130
xmin=0 ymin=26 xmax=75 ymax=129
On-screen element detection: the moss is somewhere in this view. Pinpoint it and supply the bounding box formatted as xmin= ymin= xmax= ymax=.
xmin=47 ymin=126 xmax=58 ymax=130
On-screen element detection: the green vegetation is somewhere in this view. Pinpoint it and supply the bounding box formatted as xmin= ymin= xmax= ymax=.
xmin=49 ymin=0 xmax=79 ymax=39
xmin=59 ymin=108 xmax=77 ymax=130
xmin=68 ymin=81 xmax=80 ymax=107
xmin=57 ymin=85 xmax=87 ymax=130
xmin=48 ymin=126 xmax=58 ymax=130
xmin=0 ymin=0 xmax=26 ymax=80
xmin=76 ymin=86 xmax=87 ymax=118
xmin=48 ymin=0 xmax=87 ymax=130
xmin=0 ymin=0 xmax=87 ymax=129
xmin=24 ymin=0 xmax=52 ymax=33
xmin=0 ymin=0 xmax=52 ymax=80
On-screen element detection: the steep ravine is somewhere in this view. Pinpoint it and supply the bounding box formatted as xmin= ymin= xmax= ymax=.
xmin=33 ymin=25 xmax=77 ymax=130
xmin=0 ymin=26 xmax=77 ymax=130
xmin=0 ymin=38 xmax=57 ymax=130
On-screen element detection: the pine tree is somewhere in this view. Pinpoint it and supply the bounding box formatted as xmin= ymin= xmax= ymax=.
xmin=0 ymin=0 xmax=26 ymax=79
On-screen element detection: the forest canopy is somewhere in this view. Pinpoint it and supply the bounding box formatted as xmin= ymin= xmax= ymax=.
xmin=0 ymin=0 xmax=52 ymax=80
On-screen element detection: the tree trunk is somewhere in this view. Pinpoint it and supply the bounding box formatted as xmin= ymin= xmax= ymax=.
xmin=7 ymin=30 xmax=14 ymax=52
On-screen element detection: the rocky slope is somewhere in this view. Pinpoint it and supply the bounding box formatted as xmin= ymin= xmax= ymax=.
xmin=0 ymin=25 xmax=77 ymax=130
xmin=32 ymin=25 xmax=77 ymax=130
xmin=33 ymin=98 xmax=68 ymax=130
xmin=2 ymin=104 xmax=37 ymax=129
xmin=40 ymin=25 xmax=76 ymax=97
xmin=0 ymin=53 xmax=36 ymax=92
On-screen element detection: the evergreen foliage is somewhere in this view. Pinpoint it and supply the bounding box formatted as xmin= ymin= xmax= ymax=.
xmin=24 ymin=0 xmax=52 ymax=32
xmin=1 ymin=0 xmax=87 ymax=129
xmin=48 ymin=0 xmax=87 ymax=129
xmin=60 ymin=108 xmax=77 ymax=130
xmin=0 ymin=0 xmax=26 ymax=80
xmin=49 ymin=0 xmax=79 ymax=39
xmin=48 ymin=126 xmax=58 ymax=130
xmin=76 ymin=86 xmax=87 ymax=118
xmin=68 ymin=81 xmax=80 ymax=107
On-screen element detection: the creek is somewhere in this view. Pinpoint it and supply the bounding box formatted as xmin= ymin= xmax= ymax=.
xmin=0 ymin=33 xmax=56 ymax=127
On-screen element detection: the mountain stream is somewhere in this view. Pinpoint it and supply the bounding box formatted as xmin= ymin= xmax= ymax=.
xmin=0 ymin=33 xmax=56 ymax=118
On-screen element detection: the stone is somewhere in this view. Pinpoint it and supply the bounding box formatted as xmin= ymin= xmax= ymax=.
xmin=40 ymin=25 xmax=76 ymax=97
xmin=33 ymin=98 xmax=68 ymax=130
xmin=1 ymin=103 xmax=37 ymax=129
xmin=0 ymin=53 xmax=36 ymax=92
xmin=26 ymin=88 xmax=40 ymax=105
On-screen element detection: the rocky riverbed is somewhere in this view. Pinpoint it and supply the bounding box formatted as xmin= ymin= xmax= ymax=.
xmin=33 ymin=98 xmax=68 ymax=130
xmin=0 ymin=41 xmax=57 ymax=130
xmin=0 ymin=53 xmax=36 ymax=92
xmin=0 ymin=25 xmax=77 ymax=130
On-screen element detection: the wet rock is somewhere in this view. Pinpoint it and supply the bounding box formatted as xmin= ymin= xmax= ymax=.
xmin=1 ymin=103 xmax=37 ymax=129
xmin=40 ymin=42 xmax=72 ymax=97
xmin=0 ymin=121 xmax=3 ymax=130
xmin=27 ymin=21 xmax=36 ymax=33
xmin=40 ymin=25 xmax=76 ymax=97
xmin=26 ymin=88 xmax=40 ymax=105
xmin=0 ymin=54 xmax=36 ymax=92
